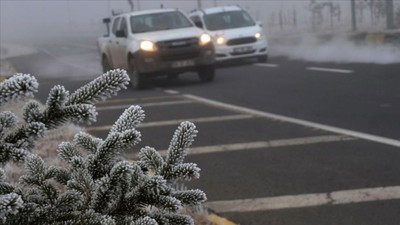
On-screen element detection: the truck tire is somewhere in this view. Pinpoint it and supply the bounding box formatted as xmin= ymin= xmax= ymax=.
xmin=102 ymin=56 xmax=111 ymax=73
xmin=129 ymin=58 xmax=147 ymax=89
xmin=198 ymin=65 xmax=215 ymax=82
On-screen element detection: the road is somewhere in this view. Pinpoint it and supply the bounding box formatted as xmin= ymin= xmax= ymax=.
xmin=7 ymin=38 xmax=400 ymax=225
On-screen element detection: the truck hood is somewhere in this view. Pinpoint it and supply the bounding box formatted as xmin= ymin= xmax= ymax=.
xmin=133 ymin=27 xmax=204 ymax=42
xmin=208 ymin=26 xmax=261 ymax=39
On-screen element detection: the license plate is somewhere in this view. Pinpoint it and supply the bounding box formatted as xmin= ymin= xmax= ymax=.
xmin=233 ymin=46 xmax=253 ymax=53
xmin=171 ymin=60 xmax=195 ymax=68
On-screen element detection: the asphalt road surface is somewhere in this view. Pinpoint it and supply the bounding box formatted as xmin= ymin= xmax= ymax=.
xmin=8 ymin=38 xmax=400 ymax=225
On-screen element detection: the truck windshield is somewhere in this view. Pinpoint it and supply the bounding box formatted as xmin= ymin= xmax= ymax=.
xmin=130 ymin=11 xmax=193 ymax=33
xmin=204 ymin=10 xmax=255 ymax=31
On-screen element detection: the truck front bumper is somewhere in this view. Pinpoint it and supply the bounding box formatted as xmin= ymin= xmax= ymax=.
xmin=134 ymin=44 xmax=215 ymax=75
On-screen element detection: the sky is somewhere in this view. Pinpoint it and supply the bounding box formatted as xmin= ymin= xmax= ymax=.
xmin=0 ymin=0 xmax=325 ymax=42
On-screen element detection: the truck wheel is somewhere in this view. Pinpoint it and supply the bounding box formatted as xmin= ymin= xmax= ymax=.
xmin=167 ymin=74 xmax=179 ymax=79
xmin=129 ymin=58 xmax=147 ymax=89
xmin=198 ymin=65 xmax=215 ymax=82
xmin=257 ymin=55 xmax=268 ymax=63
xmin=102 ymin=56 xmax=111 ymax=73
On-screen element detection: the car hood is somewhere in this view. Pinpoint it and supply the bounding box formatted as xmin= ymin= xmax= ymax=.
xmin=208 ymin=25 xmax=261 ymax=39
xmin=133 ymin=27 xmax=204 ymax=42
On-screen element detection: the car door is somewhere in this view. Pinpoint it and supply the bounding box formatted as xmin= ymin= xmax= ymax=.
xmin=109 ymin=17 xmax=121 ymax=68
xmin=114 ymin=17 xmax=129 ymax=70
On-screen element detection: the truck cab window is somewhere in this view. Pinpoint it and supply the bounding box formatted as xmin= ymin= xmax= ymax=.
xmin=112 ymin=17 xmax=121 ymax=35
xmin=119 ymin=18 xmax=128 ymax=37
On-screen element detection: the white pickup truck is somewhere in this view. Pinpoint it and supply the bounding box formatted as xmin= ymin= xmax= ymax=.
xmin=98 ymin=8 xmax=216 ymax=89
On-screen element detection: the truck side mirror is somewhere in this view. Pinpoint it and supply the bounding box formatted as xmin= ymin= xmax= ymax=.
xmin=256 ymin=21 xmax=263 ymax=27
xmin=194 ymin=21 xmax=204 ymax=28
xmin=115 ymin=30 xmax=127 ymax=38
xmin=103 ymin=18 xmax=111 ymax=24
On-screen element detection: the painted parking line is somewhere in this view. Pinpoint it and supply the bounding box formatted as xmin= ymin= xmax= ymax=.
xmin=97 ymin=100 xmax=193 ymax=111
xmin=184 ymin=94 xmax=400 ymax=148
xmin=307 ymin=67 xmax=353 ymax=74
xmin=206 ymin=186 xmax=400 ymax=213
xmin=254 ymin=63 xmax=279 ymax=68
xmin=164 ymin=89 xmax=180 ymax=94
xmin=186 ymin=135 xmax=354 ymax=155
xmin=86 ymin=114 xmax=253 ymax=132
xmin=125 ymin=135 xmax=355 ymax=159
xmin=96 ymin=96 xmax=182 ymax=106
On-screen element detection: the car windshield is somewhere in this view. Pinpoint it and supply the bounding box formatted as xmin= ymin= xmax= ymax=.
xmin=130 ymin=11 xmax=193 ymax=33
xmin=204 ymin=10 xmax=256 ymax=31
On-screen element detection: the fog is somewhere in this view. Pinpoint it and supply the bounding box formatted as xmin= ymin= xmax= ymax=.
xmin=1 ymin=0 xmax=400 ymax=64
xmin=272 ymin=34 xmax=400 ymax=64
xmin=0 ymin=0 xmax=308 ymax=42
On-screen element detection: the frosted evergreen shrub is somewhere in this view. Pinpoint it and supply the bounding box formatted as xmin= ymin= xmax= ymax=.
xmin=0 ymin=70 xmax=206 ymax=225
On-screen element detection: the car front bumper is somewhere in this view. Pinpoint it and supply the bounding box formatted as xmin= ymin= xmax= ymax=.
xmin=214 ymin=39 xmax=268 ymax=62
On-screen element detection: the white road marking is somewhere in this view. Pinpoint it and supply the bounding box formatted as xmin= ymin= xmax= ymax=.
xmin=184 ymin=94 xmax=400 ymax=148
xmin=97 ymin=100 xmax=193 ymax=111
xmin=95 ymin=96 xmax=182 ymax=106
xmin=126 ymin=135 xmax=354 ymax=159
xmin=307 ymin=67 xmax=353 ymax=74
xmin=206 ymin=186 xmax=400 ymax=213
xmin=254 ymin=63 xmax=279 ymax=68
xmin=86 ymin=114 xmax=253 ymax=132
xmin=186 ymin=135 xmax=354 ymax=155
xmin=164 ymin=89 xmax=180 ymax=94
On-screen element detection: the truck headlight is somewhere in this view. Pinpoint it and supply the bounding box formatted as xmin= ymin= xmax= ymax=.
xmin=255 ymin=32 xmax=262 ymax=39
xmin=140 ymin=40 xmax=157 ymax=52
xmin=199 ymin=33 xmax=211 ymax=46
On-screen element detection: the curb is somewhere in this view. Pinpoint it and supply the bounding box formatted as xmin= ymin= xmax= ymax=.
xmin=0 ymin=43 xmax=38 ymax=60
xmin=0 ymin=60 xmax=17 ymax=82
xmin=207 ymin=213 xmax=237 ymax=225
xmin=269 ymin=31 xmax=400 ymax=46
xmin=352 ymin=32 xmax=400 ymax=45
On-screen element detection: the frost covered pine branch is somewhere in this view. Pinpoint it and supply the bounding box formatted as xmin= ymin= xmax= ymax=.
xmin=0 ymin=70 xmax=206 ymax=225
xmin=0 ymin=69 xmax=130 ymax=164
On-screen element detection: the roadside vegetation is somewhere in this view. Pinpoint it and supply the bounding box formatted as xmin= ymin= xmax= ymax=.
xmin=0 ymin=70 xmax=215 ymax=225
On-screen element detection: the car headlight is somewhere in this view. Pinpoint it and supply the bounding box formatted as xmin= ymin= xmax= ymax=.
xmin=199 ymin=33 xmax=212 ymax=46
xmin=216 ymin=36 xmax=225 ymax=45
xmin=140 ymin=40 xmax=157 ymax=52
xmin=255 ymin=32 xmax=262 ymax=39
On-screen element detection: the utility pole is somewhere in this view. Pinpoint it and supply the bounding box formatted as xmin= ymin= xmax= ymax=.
xmin=197 ymin=0 xmax=202 ymax=9
xmin=350 ymin=0 xmax=357 ymax=31
xmin=213 ymin=0 xmax=217 ymax=7
xmin=128 ymin=0 xmax=134 ymax=11
xmin=386 ymin=0 xmax=395 ymax=29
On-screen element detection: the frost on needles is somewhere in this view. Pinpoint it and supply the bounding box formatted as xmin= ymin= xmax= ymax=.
xmin=0 ymin=70 xmax=206 ymax=225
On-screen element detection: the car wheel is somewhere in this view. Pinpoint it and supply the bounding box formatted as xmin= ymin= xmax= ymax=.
xmin=129 ymin=58 xmax=147 ymax=89
xmin=198 ymin=65 xmax=215 ymax=82
xmin=101 ymin=56 xmax=111 ymax=73
xmin=257 ymin=55 xmax=268 ymax=63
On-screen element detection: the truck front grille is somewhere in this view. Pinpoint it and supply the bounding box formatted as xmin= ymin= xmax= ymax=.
xmin=157 ymin=37 xmax=200 ymax=61
xmin=226 ymin=37 xmax=257 ymax=46
xmin=157 ymin=38 xmax=199 ymax=49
